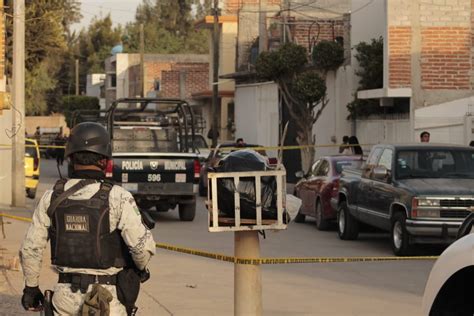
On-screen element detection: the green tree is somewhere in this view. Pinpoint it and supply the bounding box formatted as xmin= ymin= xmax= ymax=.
xmin=61 ymin=95 xmax=100 ymax=127
xmin=5 ymin=0 xmax=81 ymax=115
xmin=256 ymin=43 xmax=329 ymax=173
xmin=123 ymin=0 xmax=208 ymax=54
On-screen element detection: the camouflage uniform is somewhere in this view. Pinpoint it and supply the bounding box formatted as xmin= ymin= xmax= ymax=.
xmin=20 ymin=179 xmax=156 ymax=315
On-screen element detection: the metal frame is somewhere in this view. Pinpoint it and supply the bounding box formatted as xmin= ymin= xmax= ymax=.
xmin=106 ymin=98 xmax=197 ymax=153
xmin=207 ymin=169 xmax=287 ymax=232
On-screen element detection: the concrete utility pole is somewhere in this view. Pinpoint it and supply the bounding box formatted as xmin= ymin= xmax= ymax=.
xmin=258 ymin=0 xmax=267 ymax=53
xmin=75 ymin=59 xmax=79 ymax=95
xmin=11 ymin=0 xmax=25 ymax=207
xmin=211 ymin=0 xmax=220 ymax=147
xmin=140 ymin=23 xmax=145 ymax=98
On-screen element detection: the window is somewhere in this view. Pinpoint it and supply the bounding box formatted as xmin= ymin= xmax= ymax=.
xmin=311 ymin=160 xmax=321 ymax=176
xmin=316 ymin=160 xmax=330 ymax=177
xmin=396 ymin=149 xmax=474 ymax=179
xmin=110 ymin=74 xmax=117 ymax=88
xmin=154 ymin=79 xmax=161 ymax=91
xmin=378 ymin=149 xmax=393 ymax=171
xmin=367 ymin=148 xmax=383 ymax=166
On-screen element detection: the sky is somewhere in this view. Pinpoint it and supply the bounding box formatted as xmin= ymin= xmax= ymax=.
xmin=72 ymin=0 xmax=142 ymax=32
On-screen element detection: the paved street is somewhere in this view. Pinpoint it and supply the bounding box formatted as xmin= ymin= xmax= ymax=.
xmin=14 ymin=159 xmax=441 ymax=315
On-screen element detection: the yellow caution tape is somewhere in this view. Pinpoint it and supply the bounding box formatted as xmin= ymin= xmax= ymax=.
xmin=2 ymin=213 xmax=437 ymax=264
xmin=0 ymin=213 xmax=33 ymax=222
xmin=0 ymin=143 xmax=372 ymax=151
xmin=0 ymin=144 xmax=66 ymax=149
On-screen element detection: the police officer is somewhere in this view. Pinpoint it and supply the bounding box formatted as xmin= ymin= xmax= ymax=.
xmin=19 ymin=122 xmax=156 ymax=315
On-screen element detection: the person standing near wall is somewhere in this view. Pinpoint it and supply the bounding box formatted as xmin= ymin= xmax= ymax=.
xmin=420 ymin=131 xmax=430 ymax=143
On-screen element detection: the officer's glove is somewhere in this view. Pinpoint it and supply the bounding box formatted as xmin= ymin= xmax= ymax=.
xmin=21 ymin=286 xmax=44 ymax=311
xmin=138 ymin=268 xmax=150 ymax=283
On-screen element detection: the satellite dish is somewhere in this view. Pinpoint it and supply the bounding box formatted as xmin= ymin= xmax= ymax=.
xmin=111 ymin=44 xmax=123 ymax=55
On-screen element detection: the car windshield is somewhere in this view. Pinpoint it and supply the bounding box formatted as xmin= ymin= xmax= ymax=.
xmin=334 ymin=160 xmax=362 ymax=174
xmin=396 ymin=149 xmax=474 ymax=179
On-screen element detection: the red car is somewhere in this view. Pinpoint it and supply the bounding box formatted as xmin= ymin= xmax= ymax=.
xmin=294 ymin=155 xmax=363 ymax=230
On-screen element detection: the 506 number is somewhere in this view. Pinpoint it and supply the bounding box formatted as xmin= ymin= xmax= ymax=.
xmin=147 ymin=174 xmax=161 ymax=182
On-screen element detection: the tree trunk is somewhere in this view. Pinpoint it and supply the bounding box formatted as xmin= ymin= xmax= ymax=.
xmin=296 ymin=126 xmax=315 ymax=174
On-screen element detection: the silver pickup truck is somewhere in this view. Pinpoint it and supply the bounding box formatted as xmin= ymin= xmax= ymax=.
xmin=106 ymin=98 xmax=200 ymax=221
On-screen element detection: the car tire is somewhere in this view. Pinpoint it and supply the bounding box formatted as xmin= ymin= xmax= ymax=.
xmin=179 ymin=202 xmax=196 ymax=221
xmin=337 ymin=201 xmax=359 ymax=240
xmin=315 ymin=200 xmax=329 ymax=231
xmin=391 ymin=212 xmax=411 ymax=256
xmin=198 ymin=179 xmax=207 ymax=197
xmin=26 ymin=188 xmax=36 ymax=199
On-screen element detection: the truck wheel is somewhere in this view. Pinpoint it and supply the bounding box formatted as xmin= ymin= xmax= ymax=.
xmin=315 ymin=200 xmax=329 ymax=231
xmin=391 ymin=212 xmax=411 ymax=256
xmin=337 ymin=201 xmax=359 ymax=240
xmin=199 ymin=179 xmax=207 ymax=197
xmin=26 ymin=188 xmax=36 ymax=199
xmin=179 ymin=202 xmax=196 ymax=221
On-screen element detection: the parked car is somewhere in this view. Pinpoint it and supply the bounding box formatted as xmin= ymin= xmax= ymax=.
xmin=422 ymin=214 xmax=474 ymax=315
xmin=335 ymin=143 xmax=474 ymax=255
xmin=294 ymin=155 xmax=363 ymax=230
xmin=198 ymin=143 xmax=272 ymax=196
xmin=25 ymin=138 xmax=40 ymax=199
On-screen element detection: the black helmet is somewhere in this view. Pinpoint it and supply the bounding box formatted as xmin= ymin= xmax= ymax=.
xmin=65 ymin=122 xmax=111 ymax=158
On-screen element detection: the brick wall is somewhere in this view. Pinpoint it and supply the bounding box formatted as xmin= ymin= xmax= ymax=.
xmin=419 ymin=0 xmax=472 ymax=90
xmin=225 ymin=0 xmax=281 ymax=14
xmin=161 ymin=69 xmax=209 ymax=99
xmin=388 ymin=26 xmax=411 ymax=88
xmin=421 ymin=27 xmax=471 ymax=89
xmin=291 ymin=19 xmax=346 ymax=51
xmin=387 ymin=0 xmax=473 ymax=91
xmin=128 ymin=61 xmax=209 ymax=99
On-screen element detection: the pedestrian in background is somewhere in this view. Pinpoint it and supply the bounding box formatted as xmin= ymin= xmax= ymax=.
xmin=420 ymin=131 xmax=430 ymax=143
xmin=54 ymin=128 xmax=66 ymax=166
xmin=347 ymin=136 xmax=363 ymax=155
xmin=469 ymin=141 xmax=474 ymax=147
xmin=339 ymin=135 xmax=350 ymax=153
xmin=236 ymin=138 xmax=245 ymax=147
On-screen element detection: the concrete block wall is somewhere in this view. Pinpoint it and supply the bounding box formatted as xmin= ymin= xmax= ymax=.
xmin=387 ymin=0 xmax=473 ymax=91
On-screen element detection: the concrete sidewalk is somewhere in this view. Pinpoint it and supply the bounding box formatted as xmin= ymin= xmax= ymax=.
xmin=1 ymin=205 xmax=424 ymax=316
xmin=0 ymin=206 xmax=238 ymax=315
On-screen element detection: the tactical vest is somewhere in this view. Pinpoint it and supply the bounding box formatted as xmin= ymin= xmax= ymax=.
xmin=48 ymin=179 xmax=131 ymax=269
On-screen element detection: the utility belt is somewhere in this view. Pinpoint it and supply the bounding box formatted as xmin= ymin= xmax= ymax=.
xmin=58 ymin=272 xmax=117 ymax=294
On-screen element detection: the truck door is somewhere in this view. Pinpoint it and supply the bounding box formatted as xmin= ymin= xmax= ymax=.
xmin=367 ymin=148 xmax=394 ymax=228
xmin=357 ymin=147 xmax=383 ymax=215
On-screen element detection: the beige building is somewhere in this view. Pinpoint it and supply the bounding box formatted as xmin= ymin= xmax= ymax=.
xmin=195 ymin=15 xmax=238 ymax=141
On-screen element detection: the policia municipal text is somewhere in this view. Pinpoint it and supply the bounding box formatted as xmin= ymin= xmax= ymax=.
xmin=19 ymin=122 xmax=156 ymax=315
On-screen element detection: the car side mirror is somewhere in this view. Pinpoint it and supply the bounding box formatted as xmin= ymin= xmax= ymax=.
xmin=373 ymin=166 xmax=389 ymax=181
xmin=295 ymin=171 xmax=304 ymax=179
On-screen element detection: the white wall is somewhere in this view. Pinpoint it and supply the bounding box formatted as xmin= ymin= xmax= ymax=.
xmin=414 ymin=96 xmax=474 ymax=145
xmin=313 ymin=67 xmax=354 ymax=158
xmin=86 ymin=74 xmax=106 ymax=110
xmin=234 ymin=82 xmax=279 ymax=149
xmin=356 ymin=119 xmax=411 ymax=149
xmin=350 ymin=0 xmax=386 ymax=77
